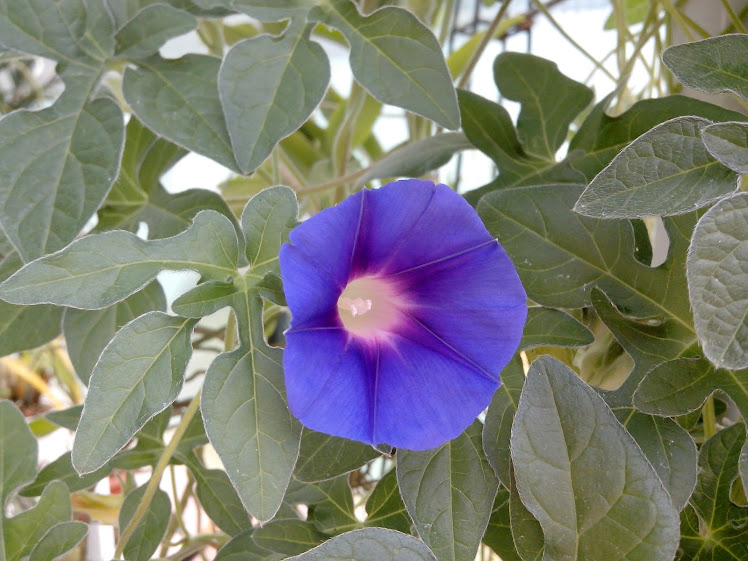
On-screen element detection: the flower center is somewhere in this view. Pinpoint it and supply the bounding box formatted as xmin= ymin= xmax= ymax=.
xmin=337 ymin=276 xmax=404 ymax=339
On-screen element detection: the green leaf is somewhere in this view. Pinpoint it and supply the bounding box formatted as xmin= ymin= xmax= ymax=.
xmin=114 ymin=4 xmax=197 ymax=59
xmin=72 ymin=312 xmax=196 ymax=474
xmin=397 ymin=421 xmax=499 ymax=561
xmin=201 ymin=334 xmax=301 ymax=522
xmin=308 ymin=0 xmax=459 ymax=129
xmin=219 ymin=24 xmax=329 ymax=173
xmin=4 ymin=481 xmax=72 ymax=561
xmin=0 ymin=210 xmax=239 ymax=309
xmin=687 ymin=192 xmax=748 ymax=369
xmin=45 ymin=405 xmax=83 ymax=431
xmin=633 ymin=357 xmax=748 ymax=419
xmin=284 ymin=528 xmax=437 ymax=561
xmin=0 ymin=1 xmax=123 ymax=261
xmin=482 ymin=487 xmax=522 ymax=561
xmin=359 ymin=133 xmax=473 ymax=184
xmin=701 ymin=121 xmax=748 ymax=173
xmin=228 ymin=0 xmax=314 ymax=22
xmin=663 ymin=34 xmax=748 ymax=102
xmin=252 ymin=519 xmax=327 ymax=556
xmin=482 ymin=356 xmax=524 ymax=488
xmin=0 ymin=400 xmax=37 ymax=504
xmin=28 ymin=521 xmax=87 ymax=561
xmin=97 ymin=118 xmax=237 ymax=240
xmin=575 ymin=116 xmax=738 ymax=218
xmin=495 ymin=53 xmax=593 ymax=161
xmin=478 ymin=184 xmax=694 ymax=323
xmin=214 ymin=530 xmax=280 ymax=561
xmin=119 ymin=484 xmax=171 ymax=561
xmin=520 ymin=307 xmax=593 ymax=350
xmin=508 ymin=471 xmax=544 ymax=561
xmin=63 ymin=282 xmax=166 ymax=385
xmin=241 ymin=186 xmax=299 ymax=274
xmin=364 ymin=468 xmax=410 ymax=532
xmin=511 ymin=356 xmax=679 ymax=561
xmin=294 ymin=429 xmax=380 ymax=483
xmin=678 ymin=423 xmax=748 ymax=559
xmin=570 ymin=95 xmax=747 ymax=181
xmin=614 ymin=410 xmax=697 ymax=511
xmin=123 ymin=54 xmax=240 ymax=172
xmin=603 ymin=0 xmax=650 ymax=30
xmin=186 ymin=455 xmax=251 ymax=536
xmin=21 ymin=452 xmax=111 ymax=497
xmin=306 ymin=476 xmax=359 ymax=535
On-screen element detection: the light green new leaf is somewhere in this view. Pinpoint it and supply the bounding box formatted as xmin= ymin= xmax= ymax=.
xmin=285 ymin=528 xmax=437 ymax=561
xmin=482 ymin=357 xmax=524 ymax=488
xmin=201 ymin=292 xmax=301 ymax=522
xmin=603 ymin=0 xmax=650 ymax=29
xmin=678 ymin=424 xmax=748 ymax=559
xmin=397 ymin=421 xmax=499 ymax=561
xmin=0 ymin=210 xmax=239 ymax=309
xmin=63 ymin=282 xmax=166 ymax=385
xmin=0 ymin=1 xmax=123 ymax=262
xmin=72 ymin=312 xmax=196 ymax=474
xmin=575 ymin=116 xmax=738 ymax=218
xmin=241 ymin=186 xmax=299 ymax=273
xmin=28 ymin=521 xmax=87 ymax=561
xmin=359 ymin=133 xmax=473 ymax=184
xmin=114 ymin=3 xmax=197 ymax=58
xmin=219 ymin=24 xmax=329 ymax=173
xmin=252 ymin=519 xmax=327 ymax=556
xmin=495 ymin=53 xmax=593 ymax=161
xmin=687 ymin=193 xmax=748 ymax=369
xmin=309 ymin=0 xmax=459 ymax=129
xmin=0 ymin=400 xmax=37 ymax=505
xmin=4 ymin=481 xmax=72 ymax=561
xmin=187 ymin=456 xmax=251 ymax=536
xmin=123 ymin=54 xmax=240 ymax=172
xmin=519 ymin=307 xmax=593 ymax=350
xmin=511 ymin=356 xmax=679 ymax=561
xmin=119 ymin=484 xmax=171 ymax=561
xmin=295 ymin=429 xmax=379 ymax=483
xmin=701 ymin=121 xmax=748 ymax=173
xmin=663 ymin=34 xmax=748 ymax=101
xmin=633 ymin=357 xmax=748 ymax=420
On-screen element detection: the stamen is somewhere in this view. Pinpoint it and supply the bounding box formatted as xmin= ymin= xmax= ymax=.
xmin=337 ymin=276 xmax=406 ymax=339
xmin=339 ymin=297 xmax=373 ymax=317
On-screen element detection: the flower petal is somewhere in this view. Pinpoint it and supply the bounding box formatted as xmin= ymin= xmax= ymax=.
xmin=286 ymin=189 xmax=364 ymax=287
xmin=356 ymin=180 xmax=495 ymax=275
xmin=372 ymin=335 xmax=499 ymax=450
xmin=278 ymin=244 xmax=342 ymax=327
xmin=393 ymin=240 xmax=527 ymax=375
xmin=283 ymin=328 xmax=373 ymax=442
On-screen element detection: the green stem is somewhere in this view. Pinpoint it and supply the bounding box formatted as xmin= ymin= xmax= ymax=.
xmin=720 ymin=0 xmax=747 ymax=33
xmin=437 ymin=0 xmax=456 ymax=46
xmin=530 ymin=0 xmax=616 ymax=81
xmin=457 ymin=0 xmax=513 ymax=89
xmin=702 ymin=395 xmax=717 ymax=440
xmin=114 ymin=392 xmax=203 ymax=558
xmin=660 ymin=0 xmax=694 ymax=41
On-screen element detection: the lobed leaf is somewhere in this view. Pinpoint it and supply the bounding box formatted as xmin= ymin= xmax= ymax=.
xmin=687 ymin=192 xmax=748 ymax=369
xmin=511 ymin=356 xmax=679 ymax=561
xmin=0 ymin=210 xmax=239 ymax=309
xmin=519 ymin=307 xmax=593 ymax=350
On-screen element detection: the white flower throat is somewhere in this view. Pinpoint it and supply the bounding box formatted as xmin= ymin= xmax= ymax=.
xmin=337 ymin=276 xmax=405 ymax=339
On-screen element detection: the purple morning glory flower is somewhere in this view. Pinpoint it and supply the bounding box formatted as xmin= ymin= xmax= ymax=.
xmin=279 ymin=179 xmax=526 ymax=450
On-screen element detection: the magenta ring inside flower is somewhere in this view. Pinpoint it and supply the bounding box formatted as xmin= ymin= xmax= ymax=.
xmin=279 ymin=179 xmax=527 ymax=450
